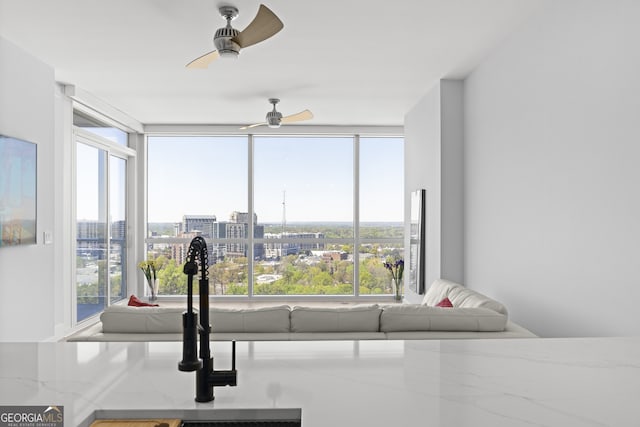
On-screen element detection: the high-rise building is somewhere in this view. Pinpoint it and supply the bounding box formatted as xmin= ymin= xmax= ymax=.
xmin=177 ymin=212 xmax=264 ymax=262
xmin=230 ymin=211 xmax=254 ymax=225
xmin=111 ymin=220 xmax=126 ymax=242
xmin=76 ymin=220 xmax=106 ymax=259
xmin=216 ymin=211 xmax=264 ymax=259
xmin=182 ymin=215 xmax=216 ymax=238
xmin=182 ymin=215 xmax=216 ymax=263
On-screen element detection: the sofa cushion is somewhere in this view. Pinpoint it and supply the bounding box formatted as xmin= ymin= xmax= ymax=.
xmin=100 ymin=305 xmax=185 ymax=333
xmin=210 ymin=305 xmax=291 ymax=333
xmin=290 ymin=305 xmax=382 ymax=332
xmin=380 ymin=305 xmax=507 ymax=332
xmin=422 ymin=279 xmax=508 ymax=316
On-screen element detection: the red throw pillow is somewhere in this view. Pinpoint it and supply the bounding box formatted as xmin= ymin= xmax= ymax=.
xmin=435 ymin=297 xmax=453 ymax=308
xmin=128 ymin=294 xmax=159 ymax=307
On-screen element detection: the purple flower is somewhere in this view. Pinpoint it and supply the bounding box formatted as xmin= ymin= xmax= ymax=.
xmin=383 ymin=257 xmax=404 ymax=283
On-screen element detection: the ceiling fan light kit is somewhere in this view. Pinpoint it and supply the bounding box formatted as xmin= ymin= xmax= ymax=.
xmin=214 ymin=6 xmax=240 ymax=58
xmin=266 ymin=98 xmax=284 ymax=128
xmin=240 ymin=98 xmax=314 ymax=130
xmin=186 ymin=4 xmax=283 ymax=67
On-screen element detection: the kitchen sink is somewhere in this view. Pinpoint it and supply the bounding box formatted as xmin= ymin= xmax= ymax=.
xmin=79 ymin=408 xmax=302 ymax=427
xmin=181 ymin=421 xmax=299 ymax=426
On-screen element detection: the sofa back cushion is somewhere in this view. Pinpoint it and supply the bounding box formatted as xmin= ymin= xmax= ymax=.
xmin=380 ymin=305 xmax=507 ymax=332
xmin=101 ymin=306 xmax=185 ymax=333
xmin=290 ymin=305 xmax=382 ymax=332
xmin=210 ymin=305 xmax=291 ymax=333
xmin=422 ymin=279 xmax=508 ymax=316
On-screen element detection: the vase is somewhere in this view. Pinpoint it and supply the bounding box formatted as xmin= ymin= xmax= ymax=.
xmin=394 ymin=280 xmax=402 ymax=302
xmin=148 ymin=278 xmax=159 ymax=301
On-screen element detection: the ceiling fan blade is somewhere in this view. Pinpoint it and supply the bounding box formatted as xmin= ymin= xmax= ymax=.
xmin=281 ymin=110 xmax=313 ymax=124
xmin=240 ymin=122 xmax=267 ymax=130
xmin=232 ymin=4 xmax=284 ymax=49
xmin=186 ymin=50 xmax=220 ymax=68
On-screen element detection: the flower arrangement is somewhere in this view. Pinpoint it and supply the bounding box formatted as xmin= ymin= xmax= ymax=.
xmin=383 ymin=257 xmax=404 ymax=301
xmin=138 ymin=259 xmax=158 ymax=300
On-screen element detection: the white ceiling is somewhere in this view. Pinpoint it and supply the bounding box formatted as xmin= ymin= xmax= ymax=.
xmin=0 ymin=0 xmax=545 ymax=127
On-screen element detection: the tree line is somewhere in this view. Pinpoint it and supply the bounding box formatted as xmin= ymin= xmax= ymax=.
xmin=76 ymin=243 xmax=403 ymax=301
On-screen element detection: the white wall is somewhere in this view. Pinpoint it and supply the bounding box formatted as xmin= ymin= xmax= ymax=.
xmin=440 ymin=81 xmax=464 ymax=284
xmin=0 ymin=36 xmax=57 ymax=341
xmin=405 ymin=80 xmax=464 ymax=303
xmin=464 ymin=0 xmax=640 ymax=337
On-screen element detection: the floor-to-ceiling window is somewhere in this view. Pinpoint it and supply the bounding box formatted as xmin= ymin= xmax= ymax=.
xmin=74 ymin=111 xmax=133 ymax=322
xmin=109 ymin=156 xmax=127 ymax=304
xmin=146 ymin=136 xmax=247 ymax=295
xmin=75 ymin=142 xmax=107 ymax=320
xmin=254 ymin=136 xmax=354 ymax=295
xmin=145 ymin=133 xmax=403 ymax=300
xmin=358 ymin=137 xmax=404 ymax=294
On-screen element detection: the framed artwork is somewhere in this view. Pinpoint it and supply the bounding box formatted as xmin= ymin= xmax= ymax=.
xmin=0 ymin=135 xmax=37 ymax=247
xmin=409 ymin=189 xmax=426 ymax=294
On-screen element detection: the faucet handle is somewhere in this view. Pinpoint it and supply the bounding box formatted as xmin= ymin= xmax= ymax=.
xmin=210 ymin=341 xmax=238 ymax=387
xmin=179 ymin=311 xmax=202 ymax=372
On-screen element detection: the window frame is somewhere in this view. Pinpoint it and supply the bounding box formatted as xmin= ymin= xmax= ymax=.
xmin=72 ymin=125 xmax=136 ymax=324
xmin=143 ymin=127 xmax=404 ymax=302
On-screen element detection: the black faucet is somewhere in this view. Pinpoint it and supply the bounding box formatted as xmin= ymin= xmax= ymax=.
xmin=179 ymin=236 xmax=237 ymax=402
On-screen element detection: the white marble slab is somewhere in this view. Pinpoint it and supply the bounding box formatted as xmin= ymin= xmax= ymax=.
xmin=1 ymin=338 xmax=639 ymax=426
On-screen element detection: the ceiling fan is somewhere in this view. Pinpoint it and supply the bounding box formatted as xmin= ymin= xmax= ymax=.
xmin=186 ymin=4 xmax=283 ymax=68
xmin=240 ymin=98 xmax=314 ymax=129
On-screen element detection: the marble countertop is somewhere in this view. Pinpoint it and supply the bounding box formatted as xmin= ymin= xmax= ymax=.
xmin=1 ymin=337 xmax=639 ymax=426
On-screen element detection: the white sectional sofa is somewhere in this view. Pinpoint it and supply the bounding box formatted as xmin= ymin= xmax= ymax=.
xmin=67 ymin=279 xmax=536 ymax=341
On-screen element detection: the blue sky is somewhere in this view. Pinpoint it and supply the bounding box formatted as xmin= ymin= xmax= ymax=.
xmin=144 ymin=135 xmax=404 ymax=224
xmin=76 ymin=143 xmax=126 ymax=222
